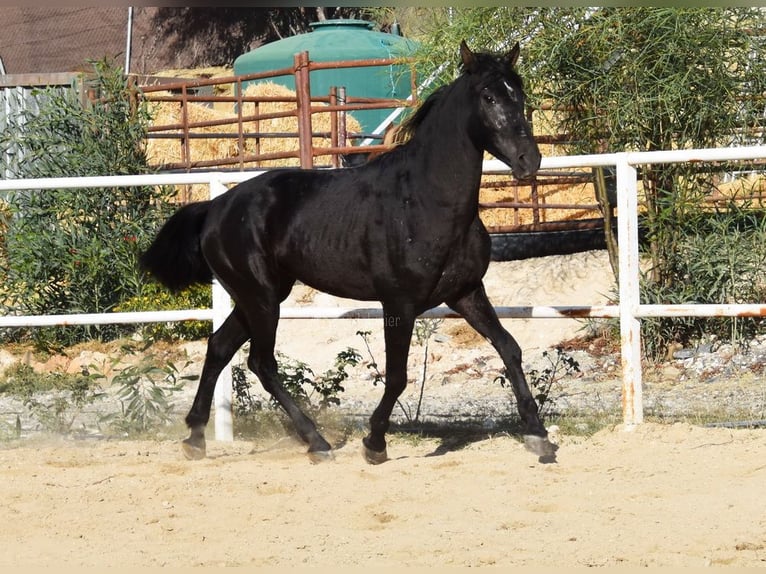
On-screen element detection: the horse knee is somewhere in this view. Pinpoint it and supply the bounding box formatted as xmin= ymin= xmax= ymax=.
xmin=492 ymin=330 xmax=522 ymax=362
xmin=384 ymin=373 xmax=408 ymax=397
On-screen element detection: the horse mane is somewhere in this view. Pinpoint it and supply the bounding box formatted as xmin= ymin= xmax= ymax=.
xmin=396 ymin=49 xmax=511 ymax=143
xmin=396 ymin=84 xmax=448 ymax=143
xmin=356 ymin=87 xmax=449 ymax=161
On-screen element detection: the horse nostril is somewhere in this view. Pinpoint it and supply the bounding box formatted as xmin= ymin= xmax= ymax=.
xmin=518 ymin=153 xmax=532 ymax=171
xmin=517 ymin=151 xmax=541 ymax=179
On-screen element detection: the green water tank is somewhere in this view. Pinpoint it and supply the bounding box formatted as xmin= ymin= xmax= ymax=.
xmin=233 ymin=19 xmax=419 ymax=135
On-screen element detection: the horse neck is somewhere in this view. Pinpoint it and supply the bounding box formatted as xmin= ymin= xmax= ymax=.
xmin=405 ymin=79 xmax=484 ymax=209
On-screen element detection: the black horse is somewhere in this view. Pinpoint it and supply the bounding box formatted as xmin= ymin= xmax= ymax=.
xmin=141 ymin=41 xmax=555 ymax=464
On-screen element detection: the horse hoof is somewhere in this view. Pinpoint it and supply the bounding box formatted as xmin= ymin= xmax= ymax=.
xmin=308 ymin=449 xmax=334 ymax=464
xmin=363 ymin=445 xmax=388 ymax=465
xmin=523 ymin=434 xmax=558 ymax=463
xmin=181 ymin=438 xmax=206 ymax=461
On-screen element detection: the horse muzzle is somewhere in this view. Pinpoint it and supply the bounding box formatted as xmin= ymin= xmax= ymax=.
xmin=514 ymin=145 xmax=542 ymax=180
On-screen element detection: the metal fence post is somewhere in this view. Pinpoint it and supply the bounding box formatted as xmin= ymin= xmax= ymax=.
xmin=615 ymin=153 xmax=643 ymax=426
xmin=209 ymin=174 xmax=234 ymax=441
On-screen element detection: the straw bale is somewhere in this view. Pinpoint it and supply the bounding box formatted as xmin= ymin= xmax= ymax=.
xmin=153 ymin=66 xmax=232 ymax=80
xmin=704 ymin=173 xmax=766 ymax=209
xmin=145 ymin=93 xmax=240 ymax=201
xmin=146 ymin=82 xmax=363 ymax=169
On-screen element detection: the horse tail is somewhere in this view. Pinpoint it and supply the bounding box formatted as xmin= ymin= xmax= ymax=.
xmin=140 ymin=201 xmax=214 ymax=292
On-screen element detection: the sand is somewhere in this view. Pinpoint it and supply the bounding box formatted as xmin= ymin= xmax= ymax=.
xmin=0 ymin=423 xmax=764 ymax=567
xmin=1 ymin=250 xmax=765 ymax=567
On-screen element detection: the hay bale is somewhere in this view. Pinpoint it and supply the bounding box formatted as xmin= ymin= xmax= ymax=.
xmin=145 ymin=82 xmax=363 ymax=201
xmin=145 ymin=82 xmax=364 ymax=202
xmin=146 ymin=93 xmax=242 ymax=202
xmin=146 ymin=92 xmax=239 ymax=168
xmin=479 ymin=176 xmax=599 ymax=229
xmin=240 ymin=82 xmax=362 ymax=168
xmin=146 ymin=83 xmax=363 ymax=170
xmin=478 ymin=136 xmax=600 ymax=231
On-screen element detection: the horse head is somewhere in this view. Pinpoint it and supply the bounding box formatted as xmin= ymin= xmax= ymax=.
xmin=461 ymin=41 xmax=541 ymax=180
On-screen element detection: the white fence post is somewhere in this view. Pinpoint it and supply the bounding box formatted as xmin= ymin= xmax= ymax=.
xmin=209 ymin=175 xmax=234 ymax=441
xmin=616 ymin=154 xmax=643 ymax=426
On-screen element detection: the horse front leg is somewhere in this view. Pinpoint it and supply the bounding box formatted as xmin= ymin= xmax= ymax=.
xmin=362 ymin=305 xmax=416 ymax=464
xmin=182 ymin=309 xmax=249 ymax=460
xmin=448 ymin=285 xmax=557 ymax=462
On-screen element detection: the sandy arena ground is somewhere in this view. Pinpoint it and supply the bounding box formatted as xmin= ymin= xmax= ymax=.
xmin=1 ymin=423 xmax=765 ymax=567
xmin=1 ymin=251 xmax=764 ymax=567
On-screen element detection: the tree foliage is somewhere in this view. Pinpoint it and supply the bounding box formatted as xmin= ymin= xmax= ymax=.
xmin=522 ymin=8 xmax=766 ymax=291
xmin=409 ymin=7 xmax=766 ymax=351
xmin=411 ymin=7 xmax=766 ymax=151
xmin=529 ymin=9 xmax=765 ymax=153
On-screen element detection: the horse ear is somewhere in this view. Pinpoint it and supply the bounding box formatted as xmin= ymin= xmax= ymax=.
xmin=507 ymin=42 xmax=520 ymax=68
xmin=460 ymin=40 xmax=476 ymax=72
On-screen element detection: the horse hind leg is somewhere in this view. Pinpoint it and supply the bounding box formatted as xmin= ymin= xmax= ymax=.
xmin=183 ymin=308 xmax=249 ymax=460
xmin=242 ymin=298 xmax=333 ymax=462
xmin=247 ymin=346 xmax=333 ymax=462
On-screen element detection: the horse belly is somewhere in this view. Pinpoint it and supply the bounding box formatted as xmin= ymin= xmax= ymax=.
xmin=294 ymin=261 xmax=379 ymax=302
xmin=279 ymin=222 xmax=380 ymax=301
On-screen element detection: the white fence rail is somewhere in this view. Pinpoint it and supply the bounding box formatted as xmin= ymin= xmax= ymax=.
xmin=2 ymin=145 xmax=766 ymax=440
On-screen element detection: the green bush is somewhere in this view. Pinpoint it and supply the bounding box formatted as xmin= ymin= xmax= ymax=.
xmin=0 ymin=59 xmax=175 ymax=349
xmin=639 ymin=209 xmax=766 ymax=360
xmin=233 ymin=347 xmax=362 ymax=416
xmin=97 ymin=354 xmax=194 ymax=436
xmin=115 ymin=282 xmax=213 ymax=342
xmin=274 ymin=348 xmax=362 ymax=410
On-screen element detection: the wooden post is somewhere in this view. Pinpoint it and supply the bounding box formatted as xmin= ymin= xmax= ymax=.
xmin=329 ymin=86 xmax=339 ymax=168
xmin=236 ymin=77 xmax=245 ymax=170
xmin=294 ymin=51 xmax=313 ymax=169
xmin=594 ymin=166 xmax=620 ymax=280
